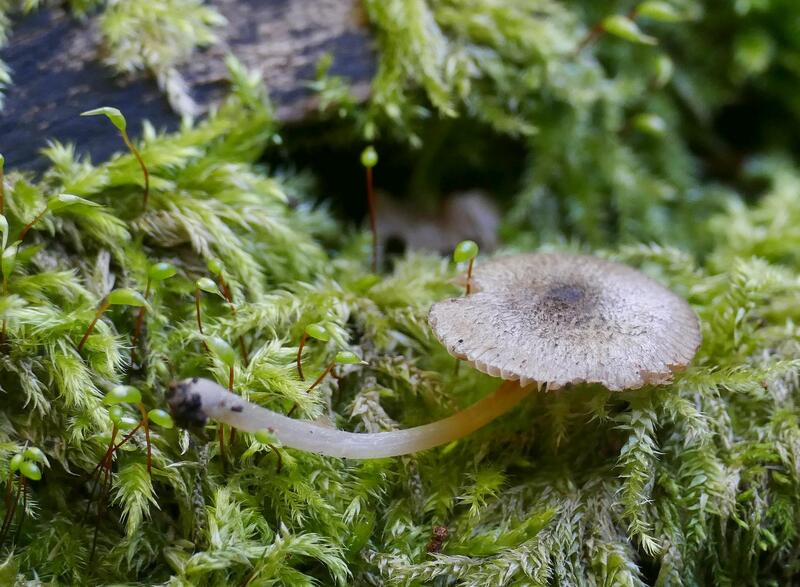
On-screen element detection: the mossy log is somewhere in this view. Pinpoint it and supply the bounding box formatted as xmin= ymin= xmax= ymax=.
xmin=0 ymin=0 xmax=374 ymax=169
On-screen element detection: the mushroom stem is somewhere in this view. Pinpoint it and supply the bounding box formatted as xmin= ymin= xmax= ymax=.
xmin=170 ymin=378 xmax=533 ymax=459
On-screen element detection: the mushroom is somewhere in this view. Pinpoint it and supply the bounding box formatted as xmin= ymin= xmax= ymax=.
xmin=168 ymin=252 xmax=700 ymax=459
xmin=428 ymin=252 xmax=702 ymax=390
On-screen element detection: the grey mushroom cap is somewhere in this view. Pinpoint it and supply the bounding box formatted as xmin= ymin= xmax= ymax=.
xmin=428 ymin=252 xmax=702 ymax=391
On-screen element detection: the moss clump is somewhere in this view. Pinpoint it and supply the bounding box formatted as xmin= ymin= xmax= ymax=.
xmin=0 ymin=1 xmax=798 ymax=585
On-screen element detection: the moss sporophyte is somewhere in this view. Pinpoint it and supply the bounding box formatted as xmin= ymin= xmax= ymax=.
xmin=169 ymin=253 xmax=700 ymax=459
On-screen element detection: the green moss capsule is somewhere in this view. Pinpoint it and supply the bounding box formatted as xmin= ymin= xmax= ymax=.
xmin=207 ymin=258 xmax=223 ymax=275
xmin=46 ymin=193 xmax=98 ymax=212
xmin=304 ymin=322 xmax=331 ymax=342
xmin=360 ymin=146 xmax=378 ymax=169
xmin=104 ymin=385 xmax=142 ymax=405
xmin=23 ymin=447 xmax=46 ymax=463
xmin=453 ymin=240 xmax=479 ymax=263
xmin=195 ymin=277 xmax=219 ymax=295
xmin=148 ymin=408 xmax=174 ymax=429
xmin=206 ymin=336 xmax=236 ymax=367
xmin=19 ymin=461 xmax=41 ymax=481
xmin=107 ymin=288 xmax=147 ymax=307
xmin=602 ymin=15 xmax=656 ymax=45
xmin=81 ymin=106 xmax=127 ymax=132
xmin=108 ymin=405 xmax=139 ymax=430
xmin=637 ymin=1 xmax=683 ymax=22
xmin=633 ymin=113 xmax=667 ymax=136
xmin=9 ymin=453 xmax=23 ymax=472
xmin=335 ymin=350 xmax=365 ymax=365
xmin=149 ymin=262 xmax=177 ymax=282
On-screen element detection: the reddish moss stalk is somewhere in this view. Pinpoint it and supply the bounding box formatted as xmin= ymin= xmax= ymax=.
xmin=17 ymin=207 xmax=49 ymax=242
xmin=78 ymin=299 xmax=110 ymax=352
xmin=131 ymin=279 xmax=152 ymax=361
xmin=366 ymin=166 xmax=378 ymax=272
xmin=120 ymin=132 xmax=150 ymax=211
xmin=137 ymin=403 xmax=152 ymax=475
xmin=218 ymin=275 xmax=249 ymax=366
xmin=574 ymin=7 xmax=640 ymax=55
xmin=466 ymin=258 xmax=475 ymax=295
xmin=194 ymin=288 xmax=204 ymax=334
xmin=287 ymin=361 xmax=335 ymax=417
xmin=296 ymin=332 xmax=308 ymax=381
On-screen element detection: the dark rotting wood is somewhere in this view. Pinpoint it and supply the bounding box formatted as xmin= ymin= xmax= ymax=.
xmin=0 ymin=0 xmax=375 ymax=169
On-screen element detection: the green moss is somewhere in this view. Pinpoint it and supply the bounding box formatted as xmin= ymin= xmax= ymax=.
xmin=0 ymin=1 xmax=798 ymax=585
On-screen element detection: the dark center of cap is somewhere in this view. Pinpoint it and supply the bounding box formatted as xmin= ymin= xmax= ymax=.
xmin=544 ymin=284 xmax=586 ymax=304
xmin=167 ymin=379 xmax=208 ymax=430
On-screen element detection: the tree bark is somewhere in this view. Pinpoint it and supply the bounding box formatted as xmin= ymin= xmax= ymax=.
xmin=0 ymin=0 xmax=374 ymax=169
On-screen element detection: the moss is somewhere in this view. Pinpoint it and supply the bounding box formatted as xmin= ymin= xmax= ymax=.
xmin=0 ymin=1 xmax=799 ymax=585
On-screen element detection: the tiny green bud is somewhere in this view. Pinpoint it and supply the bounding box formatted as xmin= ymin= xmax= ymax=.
xmin=81 ymin=107 xmax=127 ymax=132
xmin=601 ymin=15 xmax=657 ymax=45
xmin=0 ymin=215 xmax=8 ymax=250
xmin=23 ymin=447 xmax=46 ymax=463
xmin=360 ymin=146 xmax=378 ymax=169
xmin=108 ymin=405 xmax=138 ymax=430
xmin=46 ymin=193 xmax=98 ymax=212
xmin=304 ymin=322 xmax=331 ymax=342
xmin=9 ymin=453 xmax=23 ymax=472
xmin=637 ymin=1 xmax=684 ymax=22
xmin=653 ymin=54 xmax=674 ymax=87
xmin=19 ymin=461 xmax=41 ymax=481
xmin=0 ymin=154 xmax=4 ymax=168
xmin=104 ymin=385 xmax=142 ymax=405
xmin=633 ymin=113 xmax=667 ymax=136
xmin=106 ymin=288 xmax=147 ymax=307
xmin=148 ymin=408 xmax=174 ymax=429
xmin=206 ymin=336 xmax=236 ymax=367
xmin=148 ymin=262 xmax=177 ymax=282
xmin=116 ymin=415 xmax=140 ymax=431
xmin=335 ymin=350 xmax=365 ymax=365
xmin=453 ymin=240 xmax=479 ymax=263
xmin=254 ymin=428 xmax=279 ymax=445
xmin=735 ymin=30 xmax=774 ymax=76
xmin=195 ymin=277 xmax=219 ymax=295
xmin=2 ymin=243 xmax=18 ymax=279
xmin=206 ymin=258 xmax=223 ymax=276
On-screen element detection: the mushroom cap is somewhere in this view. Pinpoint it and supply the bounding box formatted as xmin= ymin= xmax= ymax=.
xmin=428 ymin=252 xmax=701 ymax=391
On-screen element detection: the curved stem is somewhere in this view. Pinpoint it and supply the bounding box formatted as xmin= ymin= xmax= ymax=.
xmin=78 ymin=300 xmax=109 ymax=352
xmin=170 ymin=378 xmax=534 ymax=460
xmin=366 ymin=167 xmax=378 ymax=272
xmin=287 ymin=360 xmax=334 ymax=417
xmin=17 ymin=207 xmax=48 ymax=242
xmin=307 ymin=361 xmax=334 ymax=393
xmin=296 ymin=332 xmax=308 ymax=381
xmin=132 ymin=279 xmax=151 ymax=363
xmin=121 ymin=131 xmax=149 ymax=211
xmin=137 ymin=403 xmax=152 ymax=475
xmin=218 ymin=275 xmax=249 ymax=366
xmin=465 ymin=258 xmax=475 ymax=295
xmin=194 ymin=288 xmax=203 ymax=335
